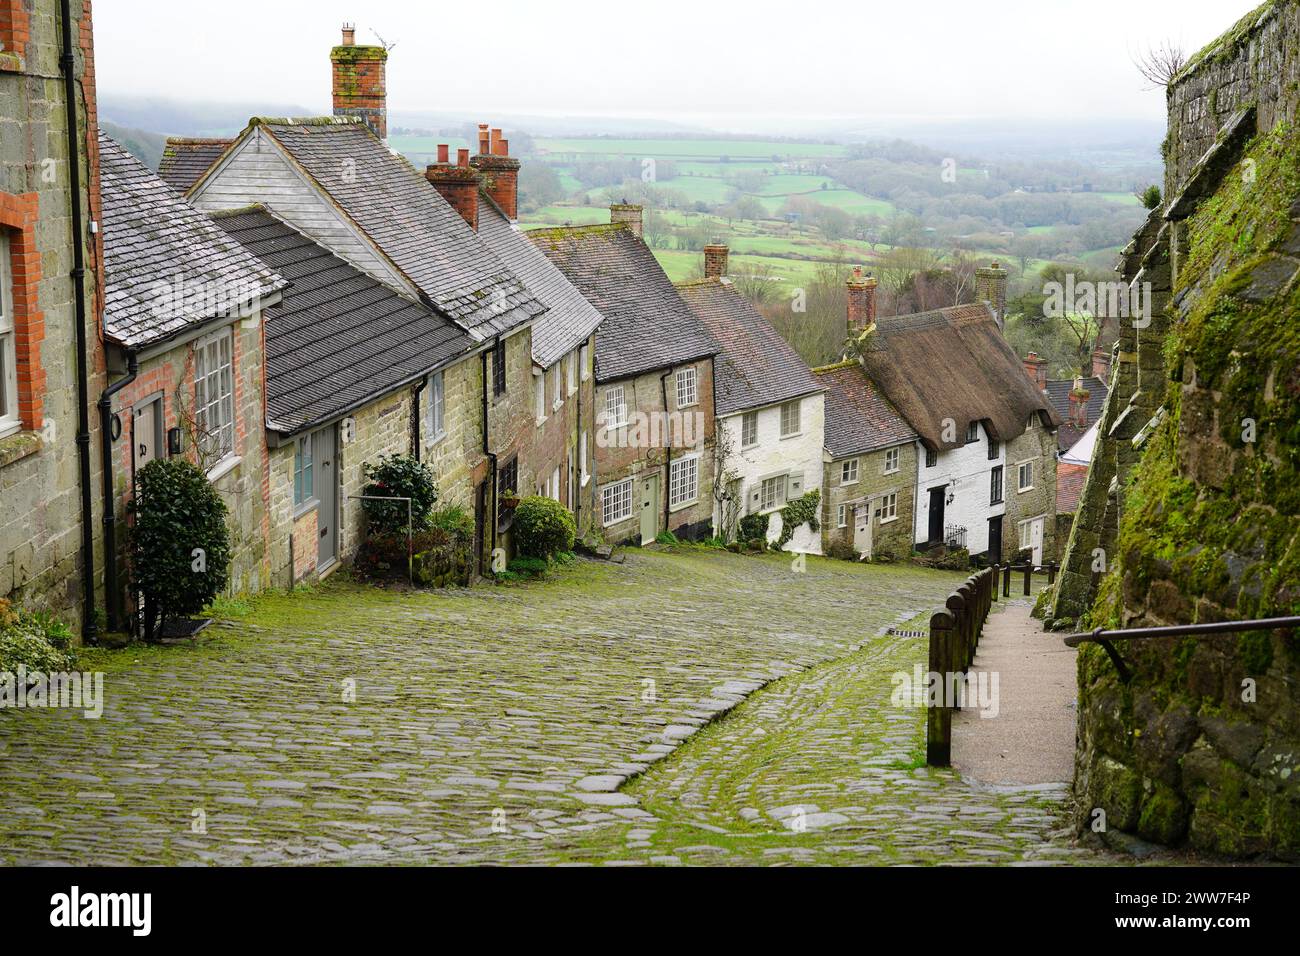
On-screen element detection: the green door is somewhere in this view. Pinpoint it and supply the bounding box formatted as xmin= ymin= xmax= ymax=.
xmin=639 ymin=473 xmax=660 ymax=545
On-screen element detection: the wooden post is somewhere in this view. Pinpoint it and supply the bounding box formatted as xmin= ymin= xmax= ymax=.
xmin=1048 ymin=561 xmax=1057 ymax=586
xmin=991 ymin=564 xmax=1000 ymax=602
xmin=1023 ymin=562 xmax=1032 ymax=596
xmin=926 ymin=609 xmax=955 ymax=767
xmin=1003 ymin=563 xmax=1012 ymax=597
xmin=288 ymin=534 xmax=295 ymax=592
xmin=947 ymin=591 xmax=969 ymax=684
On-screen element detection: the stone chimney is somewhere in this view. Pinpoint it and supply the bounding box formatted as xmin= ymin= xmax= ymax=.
xmin=975 ymin=260 xmax=1008 ymax=326
xmin=1091 ymin=344 xmax=1111 ymax=382
xmin=1069 ymin=377 xmax=1091 ymax=427
xmin=846 ymin=266 xmax=878 ymax=335
xmin=704 ymin=243 xmax=729 ymax=279
xmin=331 ymin=24 xmax=388 ymax=141
xmin=426 ymin=147 xmax=481 ymax=230
xmin=470 ymin=123 xmax=521 ymax=221
xmin=1022 ymin=352 xmax=1048 ymax=391
xmin=610 ymin=203 xmax=643 ymax=238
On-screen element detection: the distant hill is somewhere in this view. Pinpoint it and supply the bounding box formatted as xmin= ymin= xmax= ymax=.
xmin=99 ymin=94 xmax=316 ymax=139
xmin=101 ymin=121 xmax=167 ymax=170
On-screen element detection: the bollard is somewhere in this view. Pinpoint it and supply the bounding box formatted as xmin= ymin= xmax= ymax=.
xmin=1003 ymin=563 xmax=1012 ymax=598
xmin=926 ymin=609 xmax=955 ymax=767
xmin=1023 ymin=562 xmax=1032 ymax=596
xmin=947 ymin=591 xmax=969 ymax=681
xmin=991 ymin=564 xmax=1000 ymax=602
xmin=288 ymin=534 xmax=295 ymax=592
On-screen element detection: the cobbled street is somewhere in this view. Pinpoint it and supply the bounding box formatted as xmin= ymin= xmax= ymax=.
xmin=0 ymin=550 xmax=1108 ymax=865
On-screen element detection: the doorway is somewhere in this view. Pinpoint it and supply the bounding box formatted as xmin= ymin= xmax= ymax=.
xmin=988 ymin=514 xmax=1003 ymax=562
xmin=314 ymin=424 xmax=338 ymax=568
xmin=131 ymin=395 xmax=163 ymax=476
xmin=927 ymin=486 xmax=946 ymax=545
xmin=853 ymin=501 xmax=873 ymax=558
xmin=639 ymin=473 xmax=660 ymax=545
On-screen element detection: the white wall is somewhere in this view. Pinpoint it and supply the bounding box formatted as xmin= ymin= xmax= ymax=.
xmin=913 ymin=427 xmax=1005 ymax=554
xmin=717 ymin=393 xmax=825 ymax=554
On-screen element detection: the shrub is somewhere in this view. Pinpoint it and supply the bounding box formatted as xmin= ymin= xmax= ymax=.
xmin=429 ymin=504 xmax=474 ymax=541
xmin=1139 ymin=184 xmax=1163 ymax=210
xmin=361 ymin=454 xmax=438 ymax=536
xmin=513 ymin=496 xmax=576 ymax=559
xmin=739 ymin=512 xmax=770 ymax=543
xmin=826 ymin=540 xmax=858 ymax=562
xmin=507 ymin=556 xmax=550 ymax=578
xmin=0 ymin=599 xmax=75 ymax=674
xmin=129 ymin=458 xmax=230 ymax=642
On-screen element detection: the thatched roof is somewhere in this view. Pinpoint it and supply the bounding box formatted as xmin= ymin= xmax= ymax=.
xmin=858 ymin=303 xmax=1059 ymax=450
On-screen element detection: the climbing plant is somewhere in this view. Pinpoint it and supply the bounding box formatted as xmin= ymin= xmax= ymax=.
xmin=777 ymin=490 xmax=821 ymax=548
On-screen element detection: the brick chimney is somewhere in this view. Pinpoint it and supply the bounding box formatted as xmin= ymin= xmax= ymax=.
xmin=1022 ymin=351 xmax=1048 ymax=391
xmin=331 ymin=24 xmax=388 ymax=141
xmin=1091 ymin=344 xmax=1111 ymax=382
xmin=975 ymin=260 xmax=1008 ymax=327
xmin=703 ymin=243 xmax=729 ymax=279
xmin=1069 ymin=377 xmax=1091 ymax=428
xmin=610 ymin=203 xmax=643 ymax=238
xmin=426 ymin=147 xmax=481 ymax=230
xmin=470 ymin=123 xmax=521 ymax=221
xmin=846 ymin=266 xmax=878 ymax=335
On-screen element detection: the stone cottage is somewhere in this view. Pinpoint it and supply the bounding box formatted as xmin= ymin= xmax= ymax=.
xmin=529 ymin=208 xmax=719 ymax=545
xmin=678 ymin=244 xmax=825 ymax=552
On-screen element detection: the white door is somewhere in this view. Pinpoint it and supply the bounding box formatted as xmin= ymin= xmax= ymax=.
xmin=1030 ymin=516 xmax=1045 ymax=565
xmin=853 ymin=503 xmax=873 ymax=558
xmin=132 ymin=397 xmax=162 ymax=473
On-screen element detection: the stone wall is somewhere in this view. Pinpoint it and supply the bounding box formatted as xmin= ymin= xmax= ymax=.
xmin=0 ymin=0 xmax=104 ymax=633
xmin=1005 ymin=417 xmax=1059 ymax=563
xmin=822 ymin=443 xmax=916 ymax=559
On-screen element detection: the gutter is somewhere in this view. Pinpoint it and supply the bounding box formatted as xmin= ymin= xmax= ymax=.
xmin=59 ymin=0 xmax=97 ymax=641
xmin=98 ymin=352 xmax=138 ymax=633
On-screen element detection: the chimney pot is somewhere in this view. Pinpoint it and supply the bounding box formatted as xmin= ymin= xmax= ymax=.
xmin=457 ymin=148 xmax=469 ymax=167
xmin=704 ymin=244 xmax=729 ymax=279
xmin=478 ymin=124 xmax=491 ymax=155
xmin=341 ymin=24 xmax=355 ymax=45
xmin=1022 ymin=352 xmax=1048 ymax=391
xmin=437 ymin=143 xmax=449 ymax=164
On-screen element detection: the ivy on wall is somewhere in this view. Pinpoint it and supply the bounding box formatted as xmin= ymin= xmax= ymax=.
xmin=777 ymin=490 xmax=821 ymax=548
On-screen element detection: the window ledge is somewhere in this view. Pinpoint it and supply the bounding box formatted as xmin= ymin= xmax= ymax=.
xmin=0 ymin=52 xmax=24 ymax=74
xmin=293 ymin=499 xmax=319 ymax=520
xmin=535 ymin=415 xmax=547 ymax=427
xmin=0 ymin=429 xmax=43 ymax=469
xmin=668 ymin=498 xmax=698 ymax=514
xmin=426 ymin=430 xmax=446 ymax=448
xmin=780 ymin=432 xmax=802 ymax=441
xmin=1018 ymin=486 xmax=1034 ymax=494
xmin=880 ymin=516 xmax=899 ymax=525
xmin=207 ymin=455 xmax=242 ymax=482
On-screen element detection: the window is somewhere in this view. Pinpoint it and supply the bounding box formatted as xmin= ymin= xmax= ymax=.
xmin=498 ymin=456 xmax=518 ymax=498
xmin=1018 ymin=461 xmax=1034 ymax=492
xmin=670 ymin=455 xmax=699 ymax=507
xmin=194 ymin=328 xmax=235 ymax=465
xmin=779 ymin=399 xmax=801 ymax=437
xmin=293 ymin=436 xmax=314 ymax=508
xmin=566 ymin=352 xmax=577 ymax=394
xmin=601 ymin=478 xmax=633 ymax=526
xmin=676 ymin=366 xmax=698 ymax=408
xmin=837 ymin=504 xmax=848 ymax=529
xmin=966 ymin=421 xmax=980 ymax=444
xmin=0 ymin=232 xmax=16 ymax=437
xmin=760 ymin=474 xmax=787 ymax=512
xmin=534 ymin=372 xmax=546 ymax=422
xmin=492 ymin=340 xmax=507 ymax=396
xmin=990 ymin=465 xmax=1004 ymax=505
xmin=987 ymin=437 xmax=1000 ymax=460
xmin=426 ymin=371 xmax=445 ymax=442
xmin=884 ymin=447 xmax=899 ymax=474
xmin=925 ymin=447 xmax=938 ymax=468
xmin=741 ymin=411 xmax=758 ymax=448
xmin=840 ymin=458 xmax=859 ymax=485
xmin=880 ymin=493 xmax=898 ymax=521
xmin=552 ymin=363 xmax=562 ymax=411
xmin=579 ymin=430 xmax=589 ymax=485
xmin=1019 ymin=519 xmax=1034 ymax=551
xmin=604 ymin=385 xmax=627 ymax=429
xmin=580 ymin=342 xmax=590 ymax=381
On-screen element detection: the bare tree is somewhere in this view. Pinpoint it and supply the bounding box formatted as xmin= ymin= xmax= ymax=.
xmin=1133 ymin=41 xmax=1186 ymax=89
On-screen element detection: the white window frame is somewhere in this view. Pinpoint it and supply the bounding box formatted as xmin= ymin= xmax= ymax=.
xmin=580 ymin=342 xmax=590 ymax=381
xmin=0 ymin=232 xmax=17 ymax=439
xmin=194 ymin=326 xmax=236 ymax=471
xmin=601 ymin=477 xmax=634 ymax=526
xmin=675 ymin=366 xmax=698 ymax=409
xmin=534 ymin=370 xmax=546 ymax=424
xmin=880 ymin=492 xmax=898 ymax=523
xmin=293 ymin=434 xmax=315 ymax=512
xmin=579 ymin=429 xmax=590 ymax=486
xmin=552 ymin=363 xmax=563 ymax=412
xmin=566 ymin=352 xmax=577 ymax=395
xmin=837 ymin=503 xmax=848 ymax=529
xmin=741 ymin=411 xmax=758 ymax=448
xmin=884 ymin=447 xmax=900 ymax=475
xmin=1017 ymin=460 xmax=1034 ymax=492
xmin=605 ymin=385 xmax=628 ymax=429
xmin=669 ymin=453 xmax=700 ymax=509
xmin=551 ymin=465 xmax=561 ymax=502
xmin=779 ymin=399 xmax=801 ymax=438
xmin=426 ymin=370 xmax=446 ymax=444
xmin=1018 ymin=518 xmax=1034 ymax=550
xmin=840 ymin=458 xmax=859 ymax=485
xmin=759 ymin=474 xmax=789 ymax=512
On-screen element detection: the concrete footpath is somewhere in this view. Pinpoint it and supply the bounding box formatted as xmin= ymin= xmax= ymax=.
xmin=952 ymin=598 xmax=1078 ymax=786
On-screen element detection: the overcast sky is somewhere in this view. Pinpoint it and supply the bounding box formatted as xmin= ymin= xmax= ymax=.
xmin=96 ymin=0 xmax=1261 ymax=126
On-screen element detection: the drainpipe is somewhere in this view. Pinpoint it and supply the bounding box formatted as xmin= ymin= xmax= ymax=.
xmin=60 ymin=0 xmax=97 ymax=641
xmin=659 ymin=368 xmax=673 ymax=532
xmin=481 ymin=342 xmax=498 ymax=562
xmin=573 ymin=352 xmax=582 ymax=531
xmin=98 ymin=352 xmax=138 ymax=634
xmin=410 ymin=376 xmax=426 ymax=461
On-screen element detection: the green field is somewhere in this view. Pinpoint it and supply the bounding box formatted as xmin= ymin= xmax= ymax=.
xmin=536 ymin=137 xmax=847 ymax=160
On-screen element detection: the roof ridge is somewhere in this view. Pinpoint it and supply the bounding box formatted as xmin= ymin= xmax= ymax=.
xmin=164 ymin=137 xmax=234 ymax=146
xmin=207 ymin=203 xmax=271 ymax=219
xmin=812 ymin=359 xmax=858 ymax=374
xmin=251 ymin=115 xmax=366 ymax=128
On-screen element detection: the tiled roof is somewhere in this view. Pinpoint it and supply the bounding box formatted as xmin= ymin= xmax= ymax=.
xmin=677 ymin=277 xmax=821 ymax=416
xmin=1046 ymin=375 xmax=1109 ymax=452
xmin=1057 ymin=461 xmax=1089 ymax=513
xmin=158 ymin=137 xmax=233 ymax=192
xmin=813 ymin=361 xmax=917 ymax=458
xmin=255 ymin=117 xmax=544 ymax=341
xmin=527 ymin=223 xmax=718 ymax=381
xmin=213 ymin=208 xmax=473 ymax=435
xmin=99 ymin=131 xmax=286 ymax=350
xmin=476 ymin=196 xmax=604 ymax=367
xmin=859 ymin=303 xmax=1060 ymax=450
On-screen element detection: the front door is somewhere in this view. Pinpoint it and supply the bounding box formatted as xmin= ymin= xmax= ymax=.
xmin=853 ymin=502 xmax=873 ymax=558
xmin=639 ymin=473 xmax=660 ymax=545
xmin=988 ymin=515 xmax=1003 ymax=562
xmin=314 ymin=424 xmax=338 ymax=568
xmin=132 ymin=396 xmax=163 ymax=476
xmin=927 ymin=486 xmax=946 ymax=545
xmin=1030 ymin=516 xmax=1045 ymax=566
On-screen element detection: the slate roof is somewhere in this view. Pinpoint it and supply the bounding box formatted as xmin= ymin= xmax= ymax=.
xmin=251 ymin=117 xmax=544 ymax=341
xmin=527 ymin=223 xmax=717 ymax=381
xmin=213 ymin=208 xmax=473 ymax=435
xmin=99 ymin=131 xmax=286 ymax=350
xmin=158 ymin=137 xmax=233 ymax=192
xmin=1047 ymin=375 xmax=1109 ymax=452
xmin=858 ymin=303 xmax=1060 ymax=451
xmin=813 ymin=361 xmax=917 ymax=458
xmin=476 ymin=196 xmax=604 ymax=368
xmin=677 ymin=277 xmax=821 ymax=416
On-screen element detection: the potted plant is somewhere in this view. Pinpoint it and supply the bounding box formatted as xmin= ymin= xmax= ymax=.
xmin=499 ymin=489 xmax=520 ymax=512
